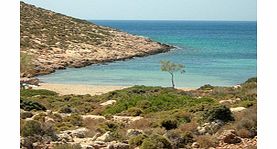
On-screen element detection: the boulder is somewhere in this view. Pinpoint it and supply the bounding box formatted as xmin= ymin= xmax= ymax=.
xmin=100 ymin=100 xmax=117 ymax=106
xmin=20 ymin=77 xmax=40 ymax=86
xmin=126 ymin=129 xmax=143 ymax=137
xmin=233 ymin=85 xmax=241 ymax=89
xmin=219 ymin=130 xmax=242 ymax=144
xmin=112 ymin=116 xmax=143 ymax=124
xmin=191 ymin=142 xmax=200 ymax=148
xmin=57 ymin=133 xmax=73 ymax=142
xmin=96 ymin=131 xmax=113 ymax=142
xmin=82 ymin=115 xmax=106 ymax=120
xmin=197 ymin=120 xmax=224 ymax=135
xmin=62 ymin=127 xmax=89 ymax=138
xmin=230 ymin=107 xmax=246 ymax=113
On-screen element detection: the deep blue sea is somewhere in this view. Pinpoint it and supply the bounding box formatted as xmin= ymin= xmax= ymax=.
xmin=38 ymin=21 xmax=257 ymax=87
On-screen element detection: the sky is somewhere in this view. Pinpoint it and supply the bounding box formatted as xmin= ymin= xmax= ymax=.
xmin=22 ymin=0 xmax=257 ymax=21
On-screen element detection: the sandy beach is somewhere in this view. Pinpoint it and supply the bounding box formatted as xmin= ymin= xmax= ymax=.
xmin=35 ymin=83 xmax=196 ymax=96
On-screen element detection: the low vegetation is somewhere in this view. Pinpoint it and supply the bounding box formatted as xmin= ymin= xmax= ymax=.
xmin=20 ymin=77 xmax=257 ymax=148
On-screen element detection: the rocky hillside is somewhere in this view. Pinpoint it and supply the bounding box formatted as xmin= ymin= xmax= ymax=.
xmin=20 ymin=2 xmax=172 ymax=77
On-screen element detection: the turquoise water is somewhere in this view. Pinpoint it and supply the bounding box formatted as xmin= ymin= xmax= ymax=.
xmin=38 ymin=21 xmax=257 ymax=87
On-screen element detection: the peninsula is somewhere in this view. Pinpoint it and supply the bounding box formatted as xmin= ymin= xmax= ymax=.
xmin=20 ymin=2 xmax=172 ymax=77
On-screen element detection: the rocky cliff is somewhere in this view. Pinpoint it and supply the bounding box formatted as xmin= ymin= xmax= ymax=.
xmin=20 ymin=2 xmax=172 ymax=77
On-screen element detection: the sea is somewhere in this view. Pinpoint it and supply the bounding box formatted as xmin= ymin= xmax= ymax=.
xmin=37 ymin=20 xmax=257 ymax=88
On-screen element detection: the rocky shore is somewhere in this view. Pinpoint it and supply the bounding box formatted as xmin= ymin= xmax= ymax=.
xmin=20 ymin=2 xmax=173 ymax=77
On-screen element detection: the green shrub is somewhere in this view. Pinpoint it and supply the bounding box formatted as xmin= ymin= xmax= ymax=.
xmin=99 ymin=121 xmax=120 ymax=132
xmin=141 ymin=134 xmax=172 ymax=149
xmin=164 ymin=130 xmax=194 ymax=148
xmin=59 ymin=106 xmax=74 ymax=113
xmin=244 ymin=77 xmax=257 ymax=84
xmin=198 ymin=84 xmax=214 ymax=90
xmin=174 ymin=111 xmax=191 ymax=123
xmin=204 ymin=105 xmax=234 ymax=122
xmin=137 ymin=100 xmax=151 ymax=109
xmin=129 ymin=134 xmax=148 ymax=147
xmin=20 ymin=99 xmax=47 ymax=111
xmin=161 ymin=119 xmax=178 ymax=130
xmin=54 ymin=122 xmax=75 ymax=132
xmin=126 ymin=107 xmax=143 ymax=116
xmin=21 ymin=89 xmax=58 ymax=97
xmin=63 ymin=114 xmax=83 ymax=126
xmin=21 ymin=120 xmax=43 ymax=137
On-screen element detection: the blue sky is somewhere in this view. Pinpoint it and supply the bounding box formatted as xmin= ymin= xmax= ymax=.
xmin=22 ymin=0 xmax=257 ymax=21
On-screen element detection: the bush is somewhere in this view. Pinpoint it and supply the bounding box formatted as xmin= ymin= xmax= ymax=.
xmin=234 ymin=107 xmax=257 ymax=138
xmin=129 ymin=134 xmax=148 ymax=147
xmin=129 ymin=118 xmax=152 ymax=130
xmin=53 ymin=143 xmax=82 ymax=149
xmin=21 ymin=120 xmax=43 ymax=137
xmin=33 ymin=113 xmax=47 ymax=122
xmin=21 ymin=89 xmax=58 ymax=97
xmin=20 ymin=99 xmax=47 ymax=111
xmin=196 ymin=135 xmax=218 ymax=148
xmin=137 ymin=100 xmax=151 ymax=109
xmin=204 ymin=105 xmax=234 ymax=122
xmin=164 ymin=130 xmax=194 ymax=148
xmin=244 ymin=77 xmax=257 ymax=84
xmin=179 ymin=122 xmax=198 ymax=133
xmin=20 ymin=111 xmax=33 ymax=119
xmin=198 ymin=84 xmax=214 ymax=90
xmin=63 ymin=114 xmax=83 ymax=127
xmin=126 ymin=107 xmax=143 ymax=116
xmin=141 ymin=134 xmax=172 ymax=149
xmin=161 ymin=119 xmax=178 ymax=130
xmin=59 ymin=106 xmax=74 ymax=113
xmin=99 ymin=121 xmax=120 ymax=132
xmin=174 ymin=111 xmax=191 ymax=123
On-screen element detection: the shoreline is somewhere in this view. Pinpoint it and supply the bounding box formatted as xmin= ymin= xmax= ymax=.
xmin=34 ymin=83 xmax=196 ymax=96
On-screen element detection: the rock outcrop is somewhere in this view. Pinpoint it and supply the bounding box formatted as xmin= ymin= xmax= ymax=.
xmin=20 ymin=2 xmax=173 ymax=77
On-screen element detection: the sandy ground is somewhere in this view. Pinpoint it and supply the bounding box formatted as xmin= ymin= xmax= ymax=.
xmin=35 ymin=83 xmax=196 ymax=96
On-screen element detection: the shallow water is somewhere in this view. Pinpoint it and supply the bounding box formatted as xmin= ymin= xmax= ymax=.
xmin=38 ymin=21 xmax=257 ymax=88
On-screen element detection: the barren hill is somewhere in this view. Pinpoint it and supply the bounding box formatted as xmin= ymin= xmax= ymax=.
xmin=20 ymin=2 xmax=172 ymax=77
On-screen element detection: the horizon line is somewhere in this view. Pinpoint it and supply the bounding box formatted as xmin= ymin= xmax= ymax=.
xmin=87 ymin=19 xmax=257 ymax=22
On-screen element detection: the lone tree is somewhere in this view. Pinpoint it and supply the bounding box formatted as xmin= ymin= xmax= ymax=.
xmin=160 ymin=60 xmax=185 ymax=88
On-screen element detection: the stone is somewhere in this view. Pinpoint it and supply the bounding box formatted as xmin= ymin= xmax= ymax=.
xmin=45 ymin=116 xmax=55 ymax=124
xmin=108 ymin=142 xmax=129 ymax=149
xmin=219 ymin=130 xmax=242 ymax=144
xmin=233 ymin=85 xmax=241 ymax=89
xmin=57 ymin=133 xmax=73 ymax=142
xmin=219 ymin=99 xmax=234 ymax=104
xmin=191 ymin=142 xmax=200 ymax=148
xmin=20 ymin=77 xmax=40 ymax=86
xmin=230 ymin=107 xmax=246 ymax=113
xmin=100 ymin=100 xmax=117 ymax=106
xmin=62 ymin=127 xmax=89 ymax=138
xmin=126 ymin=129 xmax=143 ymax=137
xmin=197 ymin=120 xmax=224 ymax=135
xmin=82 ymin=115 xmax=106 ymax=120
xmin=112 ymin=116 xmax=143 ymax=124
xmin=96 ymin=131 xmax=113 ymax=142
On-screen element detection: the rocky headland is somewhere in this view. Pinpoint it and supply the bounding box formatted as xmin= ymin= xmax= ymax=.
xmin=20 ymin=2 xmax=172 ymax=77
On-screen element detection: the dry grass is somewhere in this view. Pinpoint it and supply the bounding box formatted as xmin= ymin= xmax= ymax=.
xmin=179 ymin=121 xmax=198 ymax=132
xmin=83 ymin=118 xmax=106 ymax=137
xmin=196 ymin=135 xmax=219 ymax=148
xmin=129 ymin=118 xmax=152 ymax=130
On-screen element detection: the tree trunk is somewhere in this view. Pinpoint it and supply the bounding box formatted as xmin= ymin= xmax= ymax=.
xmin=170 ymin=73 xmax=175 ymax=88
